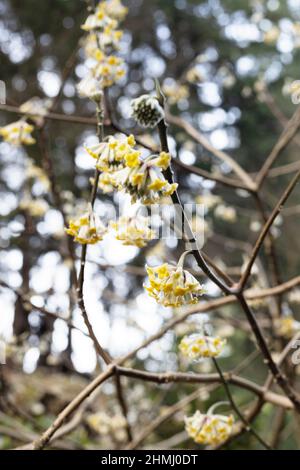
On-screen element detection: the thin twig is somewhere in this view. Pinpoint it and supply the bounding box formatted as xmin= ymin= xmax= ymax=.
xmin=256 ymin=106 xmax=300 ymax=188
xmin=239 ymin=169 xmax=300 ymax=290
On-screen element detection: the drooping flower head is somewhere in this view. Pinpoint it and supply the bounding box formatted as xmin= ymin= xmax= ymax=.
xmin=85 ymin=134 xmax=136 ymax=172
xmin=131 ymin=94 xmax=165 ymax=128
xmin=144 ymin=253 xmax=205 ymax=307
xmin=19 ymin=97 xmax=52 ymax=126
xmin=110 ymin=214 xmax=156 ymax=247
xmin=0 ymin=120 xmax=35 ymax=146
xmin=112 ymin=151 xmax=177 ymax=204
xmin=179 ymin=333 xmax=226 ymax=360
xmin=185 ymin=408 xmax=234 ymax=446
xmin=65 ymin=204 xmax=106 ymax=245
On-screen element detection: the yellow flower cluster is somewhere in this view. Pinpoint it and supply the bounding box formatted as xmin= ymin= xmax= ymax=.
xmin=96 ymin=171 xmax=115 ymax=193
xmin=87 ymin=411 xmax=127 ymax=442
xmin=288 ymin=289 xmax=300 ymax=304
xmin=110 ymin=215 xmax=156 ymax=247
xmin=85 ymin=134 xmax=136 ymax=172
xmin=19 ymin=197 xmax=49 ymax=218
xmin=103 ymin=0 xmax=128 ymax=21
xmin=179 ymin=333 xmax=226 ymax=360
xmin=275 ymin=315 xmax=300 ymax=339
xmin=0 ymin=119 xmax=35 ymax=146
xmin=95 ymin=53 xmax=125 ymax=88
xmin=65 ymin=204 xmax=106 ymax=244
xmin=163 ymin=82 xmax=189 ymax=105
xmin=263 ymin=26 xmax=280 ymax=45
xmin=111 ymin=151 xmax=177 ymax=204
xmin=85 ymin=133 xmax=177 ymax=204
xmin=81 ymin=12 xmax=114 ymax=32
xmin=19 ymin=97 xmax=52 ymax=127
xmin=85 ymin=30 xmax=123 ymax=57
xmin=77 ymin=73 xmax=103 ymax=100
xmin=214 ymin=204 xmax=237 ymax=223
xmin=196 ymin=194 xmax=221 ymax=210
xmin=185 ymin=410 xmax=234 ymax=446
xmin=186 ymin=67 xmax=203 ymax=84
xmin=144 ymin=262 xmax=205 ymax=307
xmin=79 ymin=0 xmax=127 ymax=95
xmin=82 ymin=0 xmax=127 ymax=31
xmin=282 ymin=78 xmax=300 ymax=105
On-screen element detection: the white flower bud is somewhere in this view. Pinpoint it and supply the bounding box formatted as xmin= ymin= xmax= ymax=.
xmin=131 ymin=94 xmax=164 ymax=128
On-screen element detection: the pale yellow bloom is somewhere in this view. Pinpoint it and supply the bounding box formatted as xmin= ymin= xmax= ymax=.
xmin=247 ymin=297 xmax=268 ymax=309
xmin=111 ymin=152 xmax=177 ymax=204
xmin=83 ymin=31 xmax=122 ymax=62
xmin=94 ymin=54 xmax=125 ymax=87
xmin=96 ymin=172 xmax=115 ymax=193
xmin=214 ymin=204 xmax=237 ymax=223
xmin=263 ymin=26 xmax=280 ymax=45
xmin=191 ymin=215 xmax=211 ymax=238
xmin=77 ymin=74 xmax=103 ymax=100
xmin=179 ymin=333 xmax=226 ymax=360
xmin=218 ymin=66 xmax=236 ymax=88
xmin=196 ymin=194 xmax=221 ymax=210
xmin=87 ymin=411 xmax=127 ymax=441
xmin=163 ymin=82 xmax=189 ymax=105
xmin=19 ymin=97 xmax=52 ymax=126
xmin=103 ymin=0 xmax=128 ymax=22
xmin=80 ymin=0 xmax=127 ymax=91
xmin=81 ymin=10 xmax=117 ymax=32
xmin=99 ymin=27 xmax=123 ymax=50
xmin=283 ymin=78 xmax=300 ymax=96
xmin=85 ymin=134 xmax=136 ymax=172
xmin=144 ymin=262 xmax=205 ymax=307
xmin=110 ymin=215 xmax=156 ymax=247
xmin=65 ymin=204 xmax=106 ymax=245
xmin=275 ymin=315 xmax=300 ymax=339
xmin=0 ymin=120 xmax=35 ymax=146
xmin=253 ymin=78 xmax=266 ymax=95
xmin=19 ymin=197 xmax=48 ymax=217
xmin=288 ymin=290 xmax=300 ymax=304
xmin=186 ymin=67 xmax=203 ymax=84
xmin=185 ymin=409 xmax=234 ymax=446
xmin=292 ymin=22 xmax=300 ymax=37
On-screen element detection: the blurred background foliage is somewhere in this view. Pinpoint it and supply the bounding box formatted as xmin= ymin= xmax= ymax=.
xmin=0 ymin=0 xmax=300 ymax=450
